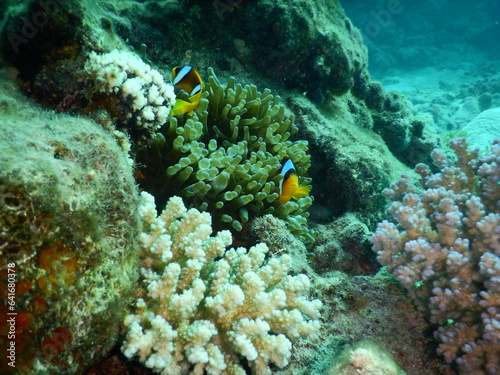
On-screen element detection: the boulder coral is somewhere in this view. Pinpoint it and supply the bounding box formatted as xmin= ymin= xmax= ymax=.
xmin=0 ymin=74 xmax=141 ymax=374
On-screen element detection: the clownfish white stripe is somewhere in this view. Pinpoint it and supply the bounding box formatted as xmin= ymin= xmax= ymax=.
xmin=173 ymin=66 xmax=192 ymax=85
xmin=171 ymin=65 xmax=203 ymax=116
xmin=191 ymin=84 xmax=202 ymax=96
xmin=279 ymin=158 xmax=295 ymax=192
xmin=278 ymin=155 xmax=311 ymax=204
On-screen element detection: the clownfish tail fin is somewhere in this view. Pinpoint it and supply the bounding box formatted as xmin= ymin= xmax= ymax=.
xmin=171 ymin=99 xmax=191 ymax=116
xmin=292 ymin=185 xmax=311 ymax=200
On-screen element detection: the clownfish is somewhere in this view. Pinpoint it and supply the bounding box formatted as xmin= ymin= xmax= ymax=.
xmin=278 ymin=155 xmax=311 ymax=204
xmin=171 ymin=66 xmax=203 ymax=116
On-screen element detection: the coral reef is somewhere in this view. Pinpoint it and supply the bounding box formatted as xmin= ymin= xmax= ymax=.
xmin=79 ymin=0 xmax=437 ymax=169
xmin=0 ymin=2 xmax=463 ymax=374
xmin=122 ymin=192 xmax=322 ymax=375
xmin=372 ymin=138 xmax=500 ymax=374
xmin=138 ymin=68 xmax=314 ymax=241
xmin=0 ymin=0 xmax=436 ymax=231
xmin=0 ymin=73 xmax=141 ymax=373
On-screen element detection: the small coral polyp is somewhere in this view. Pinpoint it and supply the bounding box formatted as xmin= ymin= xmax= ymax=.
xmin=122 ymin=192 xmax=322 ymax=375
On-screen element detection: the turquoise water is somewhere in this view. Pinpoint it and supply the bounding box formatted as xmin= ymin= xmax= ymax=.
xmin=343 ymin=0 xmax=500 ymax=133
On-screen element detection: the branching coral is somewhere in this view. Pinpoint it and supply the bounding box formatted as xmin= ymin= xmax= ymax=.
xmin=139 ymin=68 xmax=314 ymax=241
xmin=83 ymin=50 xmax=176 ymax=144
xmin=371 ymin=138 xmax=500 ymax=374
xmin=122 ymin=192 xmax=322 ymax=375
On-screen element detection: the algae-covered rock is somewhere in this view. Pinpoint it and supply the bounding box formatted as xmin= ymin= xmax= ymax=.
xmin=0 ymin=74 xmax=140 ymax=374
xmin=288 ymin=94 xmax=409 ymax=226
xmin=312 ymin=214 xmax=376 ymax=276
xmin=212 ymin=0 xmax=366 ymax=102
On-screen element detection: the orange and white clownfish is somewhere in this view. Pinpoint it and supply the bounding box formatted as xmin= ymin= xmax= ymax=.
xmin=171 ymin=66 xmax=203 ymax=116
xmin=278 ymin=155 xmax=311 ymax=204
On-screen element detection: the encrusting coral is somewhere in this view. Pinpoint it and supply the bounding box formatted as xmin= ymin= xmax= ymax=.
xmin=139 ymin=68 xmax=315 ymax=242
xmin=122 ymin=192 xmax=322 ymax=375
xmin=324 ymin=340 xmax=405 ymax=375
xmin=372 ymin=138 xmax=500 ymax=374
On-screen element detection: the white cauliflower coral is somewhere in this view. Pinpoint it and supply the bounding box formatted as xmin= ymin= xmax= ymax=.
xmin=122 ymin=192 xmax=322 ymax=375
xmin=84 ymin=50 xmax=175 ymax=143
